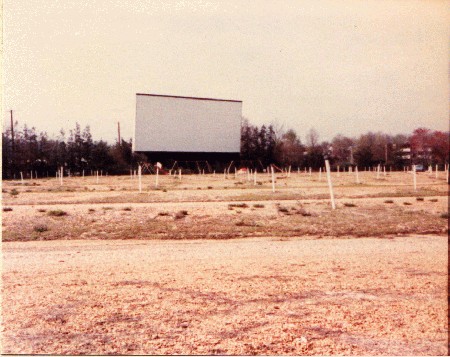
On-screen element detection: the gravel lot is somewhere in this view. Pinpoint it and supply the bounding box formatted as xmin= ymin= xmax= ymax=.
xmin=2 ymin=235 xmax=447 ymax=355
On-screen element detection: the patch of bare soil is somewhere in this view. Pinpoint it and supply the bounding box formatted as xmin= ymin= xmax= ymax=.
xmin=2 ymin=236 xmax=447 ymax=355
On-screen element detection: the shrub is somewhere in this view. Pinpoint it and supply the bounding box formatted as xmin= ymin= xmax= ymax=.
xmin=384 ymin=200 xmax=394 ymax=204
xmin=403 ymin=202 xmax=412 ymax=206
xmin=207 ymin=186 xmax=213 ymax=189
xmin=343 ymin=203 xmax=357 ymax=207
xmin=37 ymin=208 xmax=47 ymax=213
xmin=34 ymin=224 xmax=48 ymax=233
xmin=174 ymin=210 xmax=188 ymax=219
xmin=158 ymin=212 xmax=170 ymax=216
xmin=102 ymin=207 xmax=113 ymax=210
xmin=277 ymin=206 xmax=289 ymax=213
xmin=123 ymin=207 xmax=132 ymax=211
xmin=429 ymin=198 xmax=438 ymax=202
xmin=10 ymin=189 xmax=19 ymax=196
xmin=88 ymin=208 xmax=95 ymax=212
xmin=440 ymin=212 xmax=448 ymax=219
xmin=162 ymin=189 xmax=167 ymax=192
xmin=253 ymin=204 xmax=265 ymax=208
xmin=416 ymin=197 xmax=424 ymax=201
xmin=47 ymin=209 xmax=67 ymax=217
xmin=3 ymin=207 xmax=13 ymax=212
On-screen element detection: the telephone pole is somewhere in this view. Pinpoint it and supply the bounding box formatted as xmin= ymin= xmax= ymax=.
xmin=10 ymin=110 xmax=15 ymax=174
xmin=117 ymin=121 xmax=121 ymax=146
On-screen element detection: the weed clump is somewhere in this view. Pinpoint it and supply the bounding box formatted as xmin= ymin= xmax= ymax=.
xmin=343 ymin=203 xmax=357 ymax=207
xmin=123 ymin=207 xmax=132 ymax=211
xmin=253 ymin=204 xmax=265 ymax=208
xmin=34 ymin=224 xmax=49 ymax=233
xmin=37 ymin=208 xmax=47 ymax=213
xmin=228 ymin=203 xmax=249 ymax=210
xmin=10 ymin=189 xmax=19 ymax=196
xmin=47 ymin=209 xmax=67 ymax=217
xmin=158 ymin=212 xmax=170 ymax=216
xmin=88 ymin=208 xmax=95 ymax=212
xmin=277 ymin=206 xmax=289 ymax=213
xmin=416 ymin=197 xmax=424 ymax=201
xmin=3 ymin=207 xmax=13 ymax=212
xmin=440 ymin=212 xmax=448 ymax=219
xmin=174 ymin=210 xmax=188 ymax=219
xmin=429 ymin=198 xmax=438 ymax=202
xmin=403 ymin=202 xmax=412 ymax=206
xmin=384 ymin=200 xmax=394 ymax=204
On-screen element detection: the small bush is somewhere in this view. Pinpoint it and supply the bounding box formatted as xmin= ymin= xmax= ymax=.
xmin=429 ymin=198 xmax=438 ymax=202
xmin=3 ymin=207 xmax=13 ymax=212
xmin=384 ymin=200 xmax=394 ymax=204
xmin=33 ymin=224 xmax=48 ymax=233
xmin=440 ymin=212 xmax=448 ymax=219
xmin=162 ymin=189 xmax=167 ymax=192
xmin=2 ymin=189 xmax=8 ymax=193
xmin=253 ymin=204 xmax=265 ymax=208
xmin=88 ymin=208 xmax=95 ymax=212
xmin=277 ymin=206 xmax=289 ymax=213
xmin=174 ymin=210 xmax=188 ymax=219
xmin=158 ymin=212 xmax=170 ymax=216
xmin=37 ymin=208 xmax=47 ymax=213
xmin=403 ymin=202 xmax=412 ymax=206
xmin=343 ymin=203 xmax=357 ymax=207
xmin=207 ymin=186 xmax=213 ymax=189
xmin=235 ymin=220 xmax=246 ymax=226
xmin=47 ymin=209 xmax=67 ymax=217
xmin=102 ymin=207 xmax=113 ymax=210
xmin=197 ymin=187 xmax=201 ymax=190
xmin=10 ymin=189 xmax=19 ymax=196
xmin=416 ymin=197 xmax=424 ymax=201
xmin=123 ymin=207 xmax=132 ymax=211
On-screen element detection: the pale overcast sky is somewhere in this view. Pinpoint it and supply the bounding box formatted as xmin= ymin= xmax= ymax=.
xmin=3 ymin=0 xmax=449 ymax=144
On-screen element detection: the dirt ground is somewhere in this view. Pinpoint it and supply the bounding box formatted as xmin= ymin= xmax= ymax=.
xmin=1 ymin=170 xmax=449 ymax=355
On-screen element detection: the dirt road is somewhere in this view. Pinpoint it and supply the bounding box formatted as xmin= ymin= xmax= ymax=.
xmin=2 ymin=235 xmax=447 ymax=355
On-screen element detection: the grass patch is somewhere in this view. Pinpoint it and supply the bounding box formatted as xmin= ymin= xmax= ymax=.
xmin=253 ymin=204 xmax=265 ymax=208
xmin=37 ymin=208 xmax=47 ymax=213
xmin=384 ymin=200 xmax=394 ymax=204
xmin=158 ymin=211 xmax=170 ymax=216
xmin=277 ymin=206 xmax=289 ymax=213
xmin=10 ymin=189 xmax=19 ymax=196
xmin=88 ymin=208 xmax=95 ymax=212
xmin=343 ymin=202 xmax=357 ymax=207
xmin=440 ymin=212 xmax=448 ymax=219
xmin=403 ymin=202 xmax=412 ymax=206
xmin=33 ymin=224 xmax=49 ymax=233
xmin=102 ymin=207 xmax=113 ymax=210
xmin=47 ymin=209 xmax=67 ymax=217
xmin=122 ymin=207 xmax=132 ymax=211
xmin=416 ymin=197 xmax=424 ymax=201
xmin=3 ymin=207 xmax=13 ymax=212
xmin=228 ymin=203 xmax=249 ymax=210
xmin=429 ymin=198 xmax=438 ymax=202
xmin=207 ymin=186 xmax=213 ymax=189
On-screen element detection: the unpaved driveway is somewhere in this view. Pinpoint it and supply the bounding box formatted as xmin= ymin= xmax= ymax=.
xmin=2 ymin=235 xmax=447 ymax=355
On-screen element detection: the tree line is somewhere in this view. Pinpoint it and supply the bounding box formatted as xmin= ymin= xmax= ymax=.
xmin=2 ymin=120 xmax=448 ymax=179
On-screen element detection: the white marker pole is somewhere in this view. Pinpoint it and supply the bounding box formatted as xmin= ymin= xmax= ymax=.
xmin=179 ymin=168 xmax=182 ymax=181
xmin=325 ymin=160 xmax=336 ymax=210
xmin=413 ymin=164 xmax=417 ymax=191
xmin=254 ymin=169 xmax=257 ymax=185
xmin=96 ymin=170 xmax=99 ymax=184
xmin=155 ymin=167 xmax=159 ymax=188
xmin=224 ymin=169 xmax=226 ymax=179
xmin=130 ymin=169 xmax=133 ymax=180
xmin=271 ymin=166 xmax=275 ymax=193
xmin=309 ymin=167 xmax=312 ymax=176
xmin=20 ymin=172 xmax=24 ymax=184
xmin=138 ymin=165 xmax=142 ymax=193
xmin=297 ymin=167 xmax=300 ymax=175
xmin=356 ymin=166 xmax=360 ymax=184
xmin=30 ymin=171 xmax=33 ymax=180
xmin=234 ymin=167 xmax=237 ymax=180
xmin=435 ymin=164 xmax=438 ymax=179
xmin=60 ymin=167 xmax=63 ymax=186
xmin=319 ymin=167 xmax=322 ymax=181
xmin=377 ymin=164 xmax=380 ymax=179
xmin=288 ymin=165 xmax=291 ymax=178
xmin=82 ymin=169 xmax=84 ymax=178
xmin=383 ymin=166 xmax=386 ymax=176
xmin=337 ymin=165 xmax=340 ymax=177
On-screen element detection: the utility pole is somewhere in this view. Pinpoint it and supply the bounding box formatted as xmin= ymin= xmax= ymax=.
xmin=117 ymin=121 xmax=121 ymax=146
xmin=10 ymin=110 xmax=15 ymax=174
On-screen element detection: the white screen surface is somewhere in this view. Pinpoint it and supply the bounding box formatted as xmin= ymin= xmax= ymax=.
xmin=134 ymin=94 xmax=242 ymax=153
